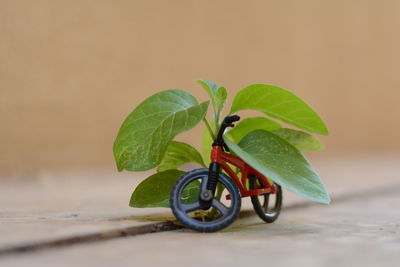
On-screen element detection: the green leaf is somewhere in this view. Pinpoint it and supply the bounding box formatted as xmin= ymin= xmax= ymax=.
xmin=113 ymin=90 xmax=210 ymax=171
xmin=230 ymin=84 xmax=329 ymax=135
xmin=130 ymin=170 xmax=200 ymax=208
xmin=157 ymin=141 xmax=206 ymax=172
xmin=198 ymin=79 xmax=227 ymax=121
xmin=227 ymin=117 xmax=322 ymax=151
xmin=227 ymin=117 xmax=281 ymax=142
xmin=272 ymin=128 xmax=324 ymax=151
xmin=224 ymin=130 xmax=330 ymax=204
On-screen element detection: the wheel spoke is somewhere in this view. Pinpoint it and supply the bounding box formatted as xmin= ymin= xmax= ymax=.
xmin=200 ymin=176 xmax=208 ymax=193
xmin=181 ymin=202 xmax=201 ymax=213
xmin=212 ymin=199 xmax=229 ymax=216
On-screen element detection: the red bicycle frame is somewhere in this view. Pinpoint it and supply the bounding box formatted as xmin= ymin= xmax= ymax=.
xmin=211 ymin=145 xmax=276 ymax=198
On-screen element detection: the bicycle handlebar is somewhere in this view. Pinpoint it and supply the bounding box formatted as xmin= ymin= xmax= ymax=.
xmin=223 ymin=115 xmax=241 ymax=124
xmin=214 ymin=115 xmax=241 ymax=150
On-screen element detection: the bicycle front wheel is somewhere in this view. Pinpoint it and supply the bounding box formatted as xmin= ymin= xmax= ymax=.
xmin=170 ymin=168 xmax=241 ymax=232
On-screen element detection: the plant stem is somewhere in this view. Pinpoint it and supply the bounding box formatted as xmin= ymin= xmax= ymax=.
xmin=203 ymin=118 xmax=216 ymax=140
xmin=213 ymin=111 xmax=221 ymax=134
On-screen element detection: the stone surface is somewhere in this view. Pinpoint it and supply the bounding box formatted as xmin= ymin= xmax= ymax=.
xmin=2 ymin=183 xmax=399 ymax=267
xmin=0 ymin=170 xmax=170 ymax=249
xmin=0 ymin=154 xmax=400 ymax=266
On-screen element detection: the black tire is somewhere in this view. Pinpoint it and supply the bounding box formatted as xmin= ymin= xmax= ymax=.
xmin=170 ymin=168 xmax=241 ymax=232
xmin=249 ymin=175 xmax=282 ymax=223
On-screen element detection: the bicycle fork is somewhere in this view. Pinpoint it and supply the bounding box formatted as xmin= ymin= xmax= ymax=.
xmin=199 ymin=145 xmax=222 ymax=209
xmin=203 ymin=161 xmax=220 ymax=193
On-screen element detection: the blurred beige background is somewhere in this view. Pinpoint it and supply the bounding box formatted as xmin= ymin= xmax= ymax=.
xmin=1 ymin=0 xmax=399 ymax=174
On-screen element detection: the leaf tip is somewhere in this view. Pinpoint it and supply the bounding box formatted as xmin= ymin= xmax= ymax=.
xmin=319 ymin=191 xmax=331 ymax=204
xmin=129 ymin=194 xmax=137 ymax=207
xmin=318 ymin=125 xmax=329 ymax=136
xmin=322 ymin=197 xmax=331 ymax=205
xmin=116 ymin=161 xmax=124 ymax=172
xmin=197 ymin=79 xmax=210 ymax=88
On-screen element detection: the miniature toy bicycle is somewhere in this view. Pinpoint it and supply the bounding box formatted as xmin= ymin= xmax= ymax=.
xmin=170 ymin=115 xmax=282 ymax=232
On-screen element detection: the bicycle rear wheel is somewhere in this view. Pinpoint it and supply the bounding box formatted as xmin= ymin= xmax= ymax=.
xmin=249 ymin=175 xmax=282 ymax=223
